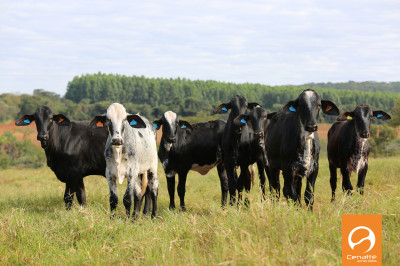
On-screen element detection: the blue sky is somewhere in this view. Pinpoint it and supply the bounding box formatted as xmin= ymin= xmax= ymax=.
xmin=1 ymin=0 xmax=399 ymax=95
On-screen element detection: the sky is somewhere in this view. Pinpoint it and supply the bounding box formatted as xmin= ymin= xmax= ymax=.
xmin=1 ymin=0 xmax=399 ymax=96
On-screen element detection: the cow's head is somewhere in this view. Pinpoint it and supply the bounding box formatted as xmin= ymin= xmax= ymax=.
xmin=153 ymin=111 xmax=193 ymax=151
xmin=214 ymin=95 xmax=259 ymax=118
xmin=90 ymin=103 xmax=146 ymax=146
xmin=337 ymin=105 xmax=391 ymax=139
xmin=233 ymin=106 xmax=275 ymax=146
xmin=282 ymin=89 xmax=339 ymax=132
xmin=15 ymin=105 xmax=70 ymax=149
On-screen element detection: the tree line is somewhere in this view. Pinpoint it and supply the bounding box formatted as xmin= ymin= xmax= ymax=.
xmin=1 ymin=73 xmax=399 ymax=125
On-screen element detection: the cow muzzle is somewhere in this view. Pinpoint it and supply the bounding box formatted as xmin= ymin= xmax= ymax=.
xmin=37 ymin=134 xmax=49 ymax=148
xmin=111 ymin=138 xmax=123 ymax=146
xmin=255 ymin=131 xmax=264 ymax=145
xmin=305 ymin=124 xmax=318 ymax=132
xmin=167 ymin=137 xmax=176 ymax=143
xmin=360 ymin=131 xmax=370 ymax=139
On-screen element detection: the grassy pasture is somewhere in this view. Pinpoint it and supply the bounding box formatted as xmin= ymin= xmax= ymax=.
xmin=0 ymin=156 xmax=399 ymax=265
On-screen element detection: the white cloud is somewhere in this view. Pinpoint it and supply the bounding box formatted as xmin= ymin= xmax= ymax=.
xmin=0 ymin=0 xmax=399 ymax=95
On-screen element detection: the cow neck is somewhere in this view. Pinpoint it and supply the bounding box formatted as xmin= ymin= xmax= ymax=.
xmin=45 ymin=123 xmax=61 ymax=154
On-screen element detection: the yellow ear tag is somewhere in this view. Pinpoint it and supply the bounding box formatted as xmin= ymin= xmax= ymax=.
xmin=96 ymin=121 xmax=103 ymax=127
xmin=347 ymin=116 xmax=352 ymax=120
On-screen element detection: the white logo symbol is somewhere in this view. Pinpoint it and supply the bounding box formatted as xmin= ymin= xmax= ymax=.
xmin=348 ymin=226 xmax=375 ymax=253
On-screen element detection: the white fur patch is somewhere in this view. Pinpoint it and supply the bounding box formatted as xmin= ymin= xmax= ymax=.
xmin=164 ymin=111 xmax=177 ymax=125
xmin=351 ymin=138 xmax=368 ymax=173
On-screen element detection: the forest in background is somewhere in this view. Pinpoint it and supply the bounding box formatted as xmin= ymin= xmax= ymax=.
xmin=1 ymin=73 xmax=400 ymax=124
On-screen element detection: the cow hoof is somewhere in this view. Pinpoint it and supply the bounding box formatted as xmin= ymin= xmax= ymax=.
xmin=181 ymin=206 xmax=186 ymax=212
xmin=169 ymin=205 xmax=176 ymax=211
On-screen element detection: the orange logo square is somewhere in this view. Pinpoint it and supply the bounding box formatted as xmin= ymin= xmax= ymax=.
xmin=342 ymin=214 xmax=382 ymax=265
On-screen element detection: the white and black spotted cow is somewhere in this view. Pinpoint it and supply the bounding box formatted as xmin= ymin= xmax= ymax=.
xmin=327 ymin=104 xmax=391 ymax=201
xmin=90 ymin=103 xmax=159 ymax=219
xmin=153 ymin=111 xmax=228 ymax=210
xmin=266 ymin=89 xmax=339 ymax=210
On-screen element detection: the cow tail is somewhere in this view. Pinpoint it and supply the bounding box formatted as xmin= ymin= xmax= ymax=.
xmin=141 ymin=171 xmax=148 ymax=196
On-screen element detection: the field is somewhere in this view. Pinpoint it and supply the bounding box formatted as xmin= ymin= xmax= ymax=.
xmin=0 ymin=156 xmax=399 ymax=265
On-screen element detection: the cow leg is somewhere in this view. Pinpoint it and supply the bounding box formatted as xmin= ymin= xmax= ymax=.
xmin=305 ymin=167 xmax=318 ymax=211
xmin=226 ymin=162 xmax=238 ymax=205
xmin=340 ymin=167 xmax=353 ymax=195
xmin=217 ymin=163 xmax=229 ymax=207
xmin=132 ymin=193 xmax=142 ymax=220
xmin=357 ymin=163 xmax=368 ymax=195
xmin=148 ymin=170 xmax=159 ymax=219
xmin=294 ymin=175 xmax=302 ymax=207
xmin=75 ymin=178 xmax=86 ymax=206
xmin=166 ymin=175 xmax=176 ymax=210
xmin=64 ymin=181 xmax=76 ymax=210
xmin=123 ymin=176 xmax=133 ymax=218
xmin=282 ymin=170 xmax=296 ymax=203
xmin=257 ymin=160 xmax=266 ymax=200
xmin=329 ymin=163 xmax=338 ymax=202
xmin=142 ymin=177 xmax=152 ymax=216
xmin=267 ymin=166 xmax=281 ymax=200
xmin=107 ymin=175 xmax=118 ymax=216
xmin=238 ymin=166 xmax=251 ymax=206
xmin=177 ymin=171 xmax=188 ymax=211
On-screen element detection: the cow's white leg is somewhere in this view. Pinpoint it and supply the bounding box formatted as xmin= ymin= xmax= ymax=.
xmin=148 ymin=168 xmax=159 ymax=218
xmin=123 ymin=174 xmax=133 ymax=218
xmin=107 ymin=171 xmax=118 ymax=216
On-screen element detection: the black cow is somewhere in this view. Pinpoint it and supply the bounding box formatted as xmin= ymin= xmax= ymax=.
xmin=265 ymin=89 xmax=339 ymax=210
xmin=15 ymin=105 xmax=108 ymax=209
xmin=327 ymin=105 xmax=391 ymax=201
xmin=214 ymin=95 xmax=266 ymax=204
xmin=153 ymin=111 xmax=228 ymax=210
xmin=231 ymin=106 xmax=276 ymax=197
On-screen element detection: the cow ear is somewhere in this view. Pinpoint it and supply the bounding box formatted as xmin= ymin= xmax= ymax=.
xmin=282 ymin=100 xmax=298 ymax=113
xmin=153 ymin=119 xmax=162 ymax=130
xmin=15 ymin=115 xmax=35 ymax=126
xmin=267 ymin=112 xmax=277 ymax=119
xmin=233 ymin=114 xmax=251 ymax=127
xmin=321 ymin=100 xmax=340 ymax=116
xmin=373 ymin=111 xmax=391 ymax=120
xmin=127 ymin=115 xmax=146 ymax=129
xmin=178 ymin=120 xmax=193 ymax=131
xmin=89 ymin=115 xmax=107 ymax=128
xmin=53 ymin=114 xmax=71 ymax=126
xmin=214 ymin=103 xmax=231 ymax=114
xmin=337 ymin=112 xmax=354 ymax=121
xmin=248 ymin=102 xmax=261 ymax=110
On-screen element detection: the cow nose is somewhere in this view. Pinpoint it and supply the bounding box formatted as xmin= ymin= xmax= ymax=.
xmin=167 ymin=137 xmax=176 ymax=143
xmin=255 ymin=131 xmax=264 ymax=139
xmin=37 ymin=134 xmax=48 ymax=141
xmin=305 ymin=125 xmax=318 ymax=132
xmin=360 ymin=132 xmax=370 ymax=138
xmin=111 ymin=138 xmax=123 ymax=146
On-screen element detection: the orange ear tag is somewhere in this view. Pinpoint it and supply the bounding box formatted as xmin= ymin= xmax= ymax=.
xmin=96 ymin=121 xmax=103 ymax=127
xmin=325 ymin=105 xmax=332 ymax=112
xmin=58 ymin=118 xmax=64 ymax=123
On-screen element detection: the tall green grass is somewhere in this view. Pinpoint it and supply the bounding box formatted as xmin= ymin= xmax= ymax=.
xmin=0 ymin=156 xmax=399 ymax=265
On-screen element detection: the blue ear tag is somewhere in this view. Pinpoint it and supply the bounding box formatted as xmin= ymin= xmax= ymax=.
xmin=240 ymin=118 xmax=247 ymax=124
xmin=181 ymin=124 xmax=186 ymax=129
xmin=24 ymin=119 xmax=31 ymax=124
xmin=289 ymin=105 xmax=296 ymax=112
xmin=153 ymin=123 xmax=158 ymax=129
xmin=377 ymin=114 xmax=383 ymax=118
xmin=222 ymin=107 xmax=228 ymax=111
xmin=130 ymin=120 xmax=137 ymax=126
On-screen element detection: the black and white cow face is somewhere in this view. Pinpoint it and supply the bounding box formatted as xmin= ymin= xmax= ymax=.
xmin=233 ymin=106 xmax=269 ymax=146
xmin=337 ymin=105 xmax=391 ymax=139
xmin=153 ymin=111 xmax=193 ymax=151
xmin=214 ymin=95 xmax=259 ymax=118
xmin=15 ymin=105 xmax=70 ymax=148
xmin=90 ymin=103 xmax=146 ymax=146
xmin=283 ymin=89 xmax=339 ymax=133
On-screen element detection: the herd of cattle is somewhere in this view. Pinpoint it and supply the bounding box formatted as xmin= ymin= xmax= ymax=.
xmin=15 ymin=89 xmax=391 ymax=218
